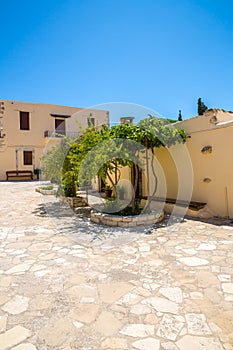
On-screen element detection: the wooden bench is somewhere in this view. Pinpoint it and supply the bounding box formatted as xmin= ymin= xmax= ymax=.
xmin=6 ymin=170 xmax=33 ymax=181
xmin=153 ymin=197 xmax=206 ymax=211
xmin=142 ymin=196 xmax=207 ymax=211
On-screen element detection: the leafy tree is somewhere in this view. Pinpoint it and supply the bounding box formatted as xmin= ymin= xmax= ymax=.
xmin=64 ymin=126 xmax=106 ymax=194
xmin=78 ymin=128 xmax=144 ymax=211
xmin=42 ymin=116 xmax=187 ymax=214
xmin=41 ymin=137 xmax=71 ymax=184
xmin=198 ymin=98 xmax=208 ymax=115
xmin=79 ymin=117 xmax=186 ymax=211
xmin=137 ymin=116 xmax=186 ymax=210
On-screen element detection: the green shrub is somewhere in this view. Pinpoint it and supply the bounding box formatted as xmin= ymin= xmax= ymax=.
xmin=39 ymin=185 xmax=54 ymax=190
xmin=101 ymin=198 xmax=143 ymax=216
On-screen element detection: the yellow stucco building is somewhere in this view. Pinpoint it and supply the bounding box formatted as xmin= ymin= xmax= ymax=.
xmin=117 ymin=109 xmax=233 ymax=218
xmin=0 ymin=100 xmax=109 ymax=181
xmin=175 ymin=108 xmax=233 ymax=218
xmin=1 ymin=100 xmax=232 ymax=218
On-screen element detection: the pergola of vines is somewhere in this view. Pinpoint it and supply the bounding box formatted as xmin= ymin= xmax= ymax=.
xmin=42 ymin=116 xmax=186 ymax=210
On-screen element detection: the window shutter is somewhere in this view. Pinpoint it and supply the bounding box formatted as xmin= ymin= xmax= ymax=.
xmin=23 ymin=151 xmax=32 ymax=165
xmin=20 ymin=111 xmax=30 ymax=130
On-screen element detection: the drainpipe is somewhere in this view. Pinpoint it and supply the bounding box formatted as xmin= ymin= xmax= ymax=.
xmin=32 ymin=150 xmax=35 ymax=172
xmin=16 ymin=150 xmax=18 ymax=171
xmin=225 ymin=186 xmax=230 ymax=219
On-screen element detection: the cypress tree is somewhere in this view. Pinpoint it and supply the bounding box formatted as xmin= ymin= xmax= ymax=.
xmin=198 ymin=98 xmax=208 ymax=115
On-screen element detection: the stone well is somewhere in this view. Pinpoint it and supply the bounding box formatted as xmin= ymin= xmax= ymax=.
xmin=90 ymin=210 xmax=164 ymax=227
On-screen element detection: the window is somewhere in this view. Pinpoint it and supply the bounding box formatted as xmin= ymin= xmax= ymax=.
xmin=55 ymin=119 xmax=66 ymax=135
xmin=23 ymin=151 xmax=32 ymax=165
xmin=20 ymin=111 xmax=30 ymax=130
xmin=120 ymin=117 xmax=134 ymax=125
xmin=88 ymin=117 xmax=95 ymax=127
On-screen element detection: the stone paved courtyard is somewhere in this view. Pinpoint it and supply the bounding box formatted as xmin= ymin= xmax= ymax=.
xmin=0 ymin=181 xmax=233 ymax=350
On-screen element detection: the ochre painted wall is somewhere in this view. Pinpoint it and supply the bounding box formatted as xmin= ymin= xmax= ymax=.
xmin=117 ymin=109 xmax=233 ymax=218
xmin=0 ymin=100 xmax=109 ymax=180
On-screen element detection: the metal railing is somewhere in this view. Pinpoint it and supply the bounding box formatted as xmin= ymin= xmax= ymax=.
xmin=44 ymin=130 xmax=80 ymax=138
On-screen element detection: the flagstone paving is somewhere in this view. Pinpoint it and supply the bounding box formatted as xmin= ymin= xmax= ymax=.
xmin=0 ymin=181 xmax=233 ymax=349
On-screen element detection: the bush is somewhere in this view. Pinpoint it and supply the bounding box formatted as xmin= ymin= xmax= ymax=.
xmin=62 ymin=181 xmax=76 ymax=197
xmin=102 ymin=198 xmax=121 ymax=213
xmin=39 ymin=185 xmax=54 ymax=190
xmin=62 ymin=171 xmax=77 ymax=197
xmin=101 ymin=198 xmax=143 ymax=216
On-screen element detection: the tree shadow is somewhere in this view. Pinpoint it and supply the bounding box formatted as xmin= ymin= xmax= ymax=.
xmin=31 ymin=198 xmax=148 ymax=243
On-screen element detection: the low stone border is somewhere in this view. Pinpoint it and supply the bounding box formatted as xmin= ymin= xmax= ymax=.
xmin=35 ymin=188 xmax=57 ymax=195
xmin=90 ymin=210 xmax=164 ymax=227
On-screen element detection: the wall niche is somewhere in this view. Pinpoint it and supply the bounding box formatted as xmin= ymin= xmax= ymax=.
xmin=203 ymin=178 xmax=212 ymax=183
xmin=201 ymin=146 xmax=212 ymax=154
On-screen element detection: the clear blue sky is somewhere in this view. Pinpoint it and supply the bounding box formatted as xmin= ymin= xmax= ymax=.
xmin=0 ymin=0 xmax=232 ymax=122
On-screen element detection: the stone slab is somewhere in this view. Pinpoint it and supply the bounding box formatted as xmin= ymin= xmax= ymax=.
xmin=176 ymin=335 xmax=224 ymax=350
xmin=98 ymin=282 xmax=133 ymax=303
xmin=185 ymin=313 xmax=211 ymax=335
xmin=157 ymin=315 xmax=184 ymax=340
xmin=11 ymin=344 xmax=37 ymax=350
xmin=132 ymin=337 xmax=160 ymax=350
xmin=1 ymin=295 xmax=29 ymax=315
xmin=222 ymin=283 xmax=233 ymax=294
xmin=159 ymin=287 xmax=183 ymax=303
xmin=94 ymin=311 xmax=121 ymax=336
xmin=0 ymin=326 xmax=31 ymax=350
xmin=120 ymin=324 xmax=154 ymax=337
xmin=178 ymin=257 xmax=209 ymax=267
xmin=101 ymin=337 xmax=128 ymax=349
xmin=142 ymin=297 xmax=179 ymax=314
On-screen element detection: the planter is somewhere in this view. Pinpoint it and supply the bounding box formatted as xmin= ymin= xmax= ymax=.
xmin=90 ymin=210 xmax=164 ymax=227
xmin=35 ymin=187 xmax=57 ymax=195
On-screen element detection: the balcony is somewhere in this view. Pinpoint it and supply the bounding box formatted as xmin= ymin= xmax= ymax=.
xmin=44 ymin=130 xmax=80 ymax=138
